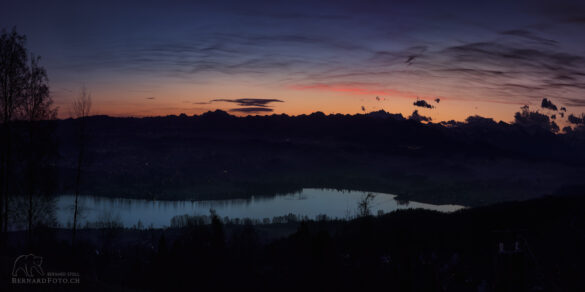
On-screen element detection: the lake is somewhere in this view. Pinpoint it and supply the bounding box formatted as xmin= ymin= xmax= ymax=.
xmin=55 ymin=188 xmax=465 ymax=228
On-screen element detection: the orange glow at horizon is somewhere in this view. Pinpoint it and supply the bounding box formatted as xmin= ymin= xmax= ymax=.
xmin=51 ymin=78 xmax=582 ymax=131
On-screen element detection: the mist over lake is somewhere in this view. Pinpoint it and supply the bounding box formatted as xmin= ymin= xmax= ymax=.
xmin=55 ymin=188 xmax=464 ymax=228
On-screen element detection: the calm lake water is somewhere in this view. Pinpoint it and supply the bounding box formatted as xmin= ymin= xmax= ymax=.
xmin=55 ymin=188 xmax=465 ymax=228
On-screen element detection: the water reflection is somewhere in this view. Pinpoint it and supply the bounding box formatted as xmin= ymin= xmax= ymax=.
xmin=55 ymin=188 xmax=465 ymax=228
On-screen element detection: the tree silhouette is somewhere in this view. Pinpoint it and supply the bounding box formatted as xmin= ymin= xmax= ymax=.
xmin=0 ymin=28 xmax=28 ymax=234
xmin=71 ymin=85 xmax=91 ymax=246
xmin=358 ymin=193 xmax=376 ymax=217
xmin=20 ymin=53 xmax=56 ymax=239
xmin=514 ymin=105 xmax=559 ymax=133
xmin=0 ymin=28 xmax=57 ymax=237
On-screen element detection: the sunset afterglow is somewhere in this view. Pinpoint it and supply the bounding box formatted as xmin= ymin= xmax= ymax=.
xmin=2 ymin=0 xmax=584 ymax=124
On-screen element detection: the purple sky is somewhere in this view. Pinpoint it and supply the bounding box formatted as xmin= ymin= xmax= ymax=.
xmin=2 ymin=0 xmax=585 ymax=122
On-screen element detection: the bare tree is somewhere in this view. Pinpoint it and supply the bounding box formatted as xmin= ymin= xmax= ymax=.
xmin=0 ymin=28 xmax=57 ymax=239
xmin=0 ymin=28 xmax=28 ymax=233
xmin=20 ymin=55 xmax=54 ymax=121
xmin=19 ymin=54 xmax=56 ymax=239
xmin=71 ymin=85 xmax=91 ymax=246
xmin=358 ymin=193 xmax=376 ymax=217
xmin=72 ymin=86 xmax=92 ymax=120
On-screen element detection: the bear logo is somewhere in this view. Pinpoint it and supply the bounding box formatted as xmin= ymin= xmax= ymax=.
xmin=12 ymin=254 xmax=45 ymax=277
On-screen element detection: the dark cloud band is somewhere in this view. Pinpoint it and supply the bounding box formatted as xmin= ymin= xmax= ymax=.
xmin=211 ymin=98 xmax=284 ymax=107
xmin=229 ymin=107 xmax=274 ymax=113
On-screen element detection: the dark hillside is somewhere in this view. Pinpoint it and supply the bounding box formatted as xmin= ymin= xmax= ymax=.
xmin=54 ymin=111 xmax=585 ymax=206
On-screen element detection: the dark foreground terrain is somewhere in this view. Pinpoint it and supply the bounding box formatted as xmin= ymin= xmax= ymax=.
xmin=2 ymin=193 xmax=584 ymax=291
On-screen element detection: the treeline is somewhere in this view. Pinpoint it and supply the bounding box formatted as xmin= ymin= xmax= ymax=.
xmin=169 ymin=212 xmax=338 ymax=228
xmin=56 ymin=104 xmax=585 ymax=166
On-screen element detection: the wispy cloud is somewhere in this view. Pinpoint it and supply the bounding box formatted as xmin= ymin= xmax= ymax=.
xmin=5 ymin=0 xmax=585 ymax=118
xmin=500 ymin=29 xmax=558 ymax=46
xmin=289 ymin=83 xmax=420 ymax=98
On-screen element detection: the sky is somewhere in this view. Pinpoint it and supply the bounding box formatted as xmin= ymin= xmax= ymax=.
xmin=2 ymin=0 xmax=585 ymax=123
